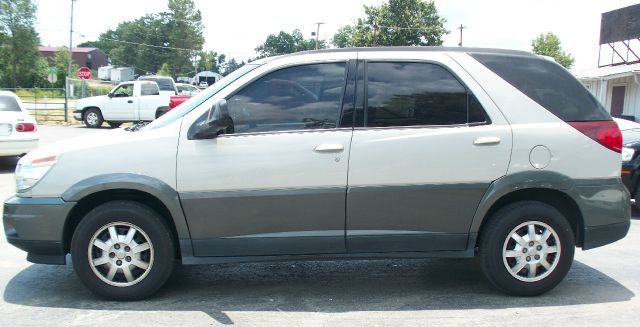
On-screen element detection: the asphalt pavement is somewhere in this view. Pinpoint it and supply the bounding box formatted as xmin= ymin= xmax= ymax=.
xmin=0 ymin=125 xmax=639 ymax=326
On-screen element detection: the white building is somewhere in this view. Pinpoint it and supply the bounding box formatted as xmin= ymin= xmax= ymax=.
xmin=576 ymin=63 xmax=640 ymax=120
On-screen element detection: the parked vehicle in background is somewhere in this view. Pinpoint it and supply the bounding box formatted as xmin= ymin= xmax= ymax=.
xmin=169 ymin=95 xmax=191 ymax=111
xmin=616 ymin=117 xmax=640 ymax=205
xmin=110 ymin=67 xmax=135 ymax=83
xmin=98 ymin=66 xmax=113 ymax=81
xmin=73 ymin=81 xmax=170 ymax=128
xmin=0 ymin=91 xmax=39 ymax=157
xmin=4 ymin=47 xmax=630 ymax=300
xmin=138 ymin=75 xmax=178 ymax=96
xmin=176 ymin=83 xmax=200 ymax=96
xmin=193 ymin=71 xmax=222 ymax=88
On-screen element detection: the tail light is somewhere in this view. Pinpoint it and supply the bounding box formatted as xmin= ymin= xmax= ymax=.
xmin=567 ymin=121 xmax=621 ymax=153
xmin=15 ymin=123 xmax=36 ymax=132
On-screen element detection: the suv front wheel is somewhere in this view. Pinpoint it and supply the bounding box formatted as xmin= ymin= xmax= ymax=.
xmin=479 ymin=201 xmax=575 ymax=296
xmin=71 ymin=200 xmax=175 ymax=300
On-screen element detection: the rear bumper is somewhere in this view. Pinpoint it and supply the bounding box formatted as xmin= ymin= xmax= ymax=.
xmin=3 ymin=196 xmax=75 ymax=264
xmin=571 ymin=179 xmax=631 ymax=250
xmin=583 ymin=221 xmax=630 ymax=250
xmin=0 ymin=138 xmax=38 ymax=156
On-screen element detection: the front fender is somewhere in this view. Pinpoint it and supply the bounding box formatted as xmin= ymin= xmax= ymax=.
xmin=61 ymin=173 xmax=191 ymax=246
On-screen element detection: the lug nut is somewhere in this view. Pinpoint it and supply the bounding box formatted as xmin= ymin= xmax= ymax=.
xmin=534 ymin=255 xmax=540 ymax=260
xmin=526 ymin=256 xmax=531 ymax=262
xmin=116 ymin=260 xmax=122 ymax=266
xmin=109 ymin=252 xmax=115 ymax=258
xmin=126 ymin=256 xmax=132 ymax=262
xmin=125 ymin=246 xmax=131 ymax=252
xmin=114 ymin=244 xmax=120 ymax=250
xmin=537 ymin=245 xmax=542 ymax=251
xmin=522 ymin=248 xmax=528 ymax=253
xmin=529 ymin=241 xmax=534 ymax=246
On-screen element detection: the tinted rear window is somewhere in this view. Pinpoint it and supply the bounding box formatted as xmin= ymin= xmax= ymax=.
xmin=0 ymin=96 xmax=21 ymax=112
xmin=139 ymin=77 xmax=175 ymax=91
xmin=471 ymin=54 xmax=610 ymax=121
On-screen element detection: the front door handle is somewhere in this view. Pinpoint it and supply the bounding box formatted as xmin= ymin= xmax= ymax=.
xmin=314 ymin=144 xmax=344 ymax=152
xmin=127 ymin=100 xmax=133 ymax=104
xmin=473 ymin=136 xmax=501 ymax=146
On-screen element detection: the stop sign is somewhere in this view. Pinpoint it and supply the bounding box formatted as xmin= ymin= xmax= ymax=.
xmin=77 ymin=67 xmax=91 ymax=80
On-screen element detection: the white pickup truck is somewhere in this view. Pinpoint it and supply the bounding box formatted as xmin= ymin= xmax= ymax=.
xmin=73 ymin=81 xmax=170 ymax=128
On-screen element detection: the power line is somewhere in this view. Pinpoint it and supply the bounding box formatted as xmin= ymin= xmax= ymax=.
xmin=99 ymin=37 xmax=198 ymax=52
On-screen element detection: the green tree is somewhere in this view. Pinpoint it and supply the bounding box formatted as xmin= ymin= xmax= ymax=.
xmin=333 ymin=0 xmax=448 ymax=48
xmin=0 ymin=0 xmax=44 ymax=87
xmin=332 ymin=25 xmax=355 ymax=48
xmin=166 ymin=0 xmax=204 ymax=78
xmin=157 ymin=63 xmax=170 ymax=76
xmin=531 ymin=32 xmax=575 ymax=69
xmin=78 ymin=0 xmax=205 ymax=78
xmin=222 ymin=58 xmax=244 ymax=76
xmin=255 ymin=29 xmax=325 ymax=58
xmin=53 ymin=47 xmax=78 ymax=88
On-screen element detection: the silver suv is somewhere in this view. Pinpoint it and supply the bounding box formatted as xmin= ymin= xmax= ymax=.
xmin=4 ymin=47 xmax=630 ymax=300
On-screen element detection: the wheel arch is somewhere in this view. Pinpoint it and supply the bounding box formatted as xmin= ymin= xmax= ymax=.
xmin=61 ymin=174 xmax=193 ymax=259
xmin=470 ymin=171 xmax=584 ymax=248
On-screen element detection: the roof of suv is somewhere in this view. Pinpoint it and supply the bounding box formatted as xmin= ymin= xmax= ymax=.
xmin=251 ymin=46 xmax=535 ymax=65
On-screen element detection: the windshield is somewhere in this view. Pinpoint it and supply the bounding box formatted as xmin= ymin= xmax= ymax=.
xmin=144 ymin=64 xmax=260 ymax=130
xmin=0 ymin=95 xmax=21 ymax=112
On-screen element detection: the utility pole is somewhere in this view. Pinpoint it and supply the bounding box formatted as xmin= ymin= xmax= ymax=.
xmin=457 ymin=24 xmax=467 ymax=47
xmin=314 ymin=22 xmax=325 ymax=50
xmin=68 ymin=0 xmax=75 ymax=78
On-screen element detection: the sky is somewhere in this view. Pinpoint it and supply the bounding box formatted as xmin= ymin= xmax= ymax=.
xmin=34 ymin=0 xmax=640 ymax=72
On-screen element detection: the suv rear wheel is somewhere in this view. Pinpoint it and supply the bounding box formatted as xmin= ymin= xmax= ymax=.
xmin=84 ymin=108 xmax=103 ymax=128
xmin=479 ymin=201 xmax=574 ymax=296
xmin=71 ymin=200 xmax=175 ymax=300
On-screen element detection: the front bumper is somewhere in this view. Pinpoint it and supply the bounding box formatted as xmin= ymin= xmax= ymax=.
xmin=73 ymin=110 xmax=82 ymax=121
xmin=0 ymin=138 xmax=39 ymax=156
xmin=3 ymin=196 xmax=75 ymax=264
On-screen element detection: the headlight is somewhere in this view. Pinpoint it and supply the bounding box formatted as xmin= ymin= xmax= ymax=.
xmin=622 ymin=147 xmax=635 ymax=162
xmin=15 ymin=154 xmax=58 ymax=192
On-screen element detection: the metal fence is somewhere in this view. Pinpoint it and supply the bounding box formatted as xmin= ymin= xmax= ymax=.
xmin=3 ymin=78 xmax=117 ymax=124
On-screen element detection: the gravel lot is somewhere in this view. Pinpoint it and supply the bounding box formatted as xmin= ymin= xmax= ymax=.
xmin=0 ymin=125 xmax=639 ymax=326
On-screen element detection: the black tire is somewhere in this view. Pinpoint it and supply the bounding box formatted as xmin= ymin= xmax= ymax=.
xmin=71 ymin=200 xmax=175 ymax=300
xmin=84 ymin=108 xmax=104 ymax=128
xmin=107 ymin=122 xmax=122 ymax=128
xmin=155 ymin=107 xmax=169 ymax=119
xmin=478 ymin=201 xmax=574 ymax=296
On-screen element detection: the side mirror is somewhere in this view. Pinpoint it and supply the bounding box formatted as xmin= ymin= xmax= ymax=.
xmin=107 ymin=93 xmax=113 ymax=98
xmin=193 ymin=99 xmax=233 ymax=139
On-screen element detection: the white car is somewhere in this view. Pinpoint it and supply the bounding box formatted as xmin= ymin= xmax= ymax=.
xmin=198 ymin=81 xmax=209 ymax=88
xmin=176 ymin=83 xmax=200 ymax=96
xmin=0 ymin=91 xmax=39 ymax=157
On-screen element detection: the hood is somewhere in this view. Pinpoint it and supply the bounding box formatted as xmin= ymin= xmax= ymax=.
xmin=76 ymin=95 xmax=108 ymax=104
xmin=22 ymin=127 xmax=131 ymax=162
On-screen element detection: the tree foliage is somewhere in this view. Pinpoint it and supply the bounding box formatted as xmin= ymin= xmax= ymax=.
xmin=333 ymin=0 xmax=448 ymax=48
xmin=157 ymin=63 xmax=170 ymax=76
xmin=52 ymin=47 xmax=78 ymax=88
xmin=255 ymin=29 xmax=325 ymax=58
xmin=0 ymin=0 xmax=46 ymax=87
xmin=531 ymin=32 xmax=575 ymax=69
xmin=79 ymin=0 xmax=204 ymax=79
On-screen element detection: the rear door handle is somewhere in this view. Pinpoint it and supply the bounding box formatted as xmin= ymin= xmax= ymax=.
xmin=473 ymin=137 xmax=501 ymax=146
xmin=127 ymin=100 xmax=133 ymax=103
xmin=314 ymin=144 xmax=344 ymax=152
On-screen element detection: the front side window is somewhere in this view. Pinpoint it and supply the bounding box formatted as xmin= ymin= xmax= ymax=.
xmin=112 ymin=84 xmax=133 ymax=97
xmin=366 ymin=62 xmax=487 ymax=127
xmin=227 ymin=62 xmax=346 ymax=134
